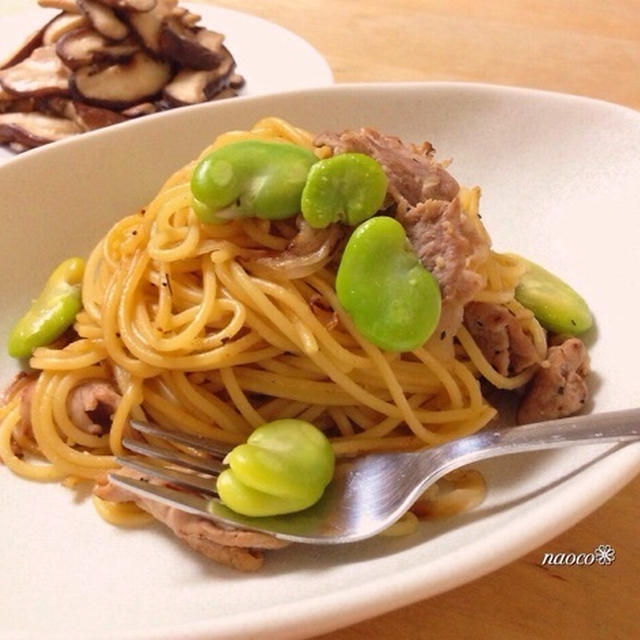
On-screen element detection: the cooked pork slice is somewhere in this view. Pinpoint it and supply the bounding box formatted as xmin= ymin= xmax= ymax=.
xmin=314 ymin=127 xmax=460 ymax=210
xmin=95 ymin=469 xmax=287 ymax=571
xmin=399 ymin=198 xmax=489 ymax=311
xmin=315 ymin=128 xmax=489 ymax=343
xmin=10 ymin=376 xmax=37 ymax=455
xmin=517 ymin=337 xmax=589 ymax=424
xmin=18 ymin=378 xmax=36 ymax=435
xmin=463 ymin=301 xmax=541 ymax=376
xmin=0 ymin=46 xmax=71 ymax=98
xmin=67 ymin=380 xmax=120 ymax=435
xmin=396 ymin=197 xmax=490 ymax=345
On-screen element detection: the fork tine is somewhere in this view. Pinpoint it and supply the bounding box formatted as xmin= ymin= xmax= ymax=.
xmin=115 ymin=455 xmax=219 ymax=496
xmin=108 ymin=472 xmax=221 ymax=520
xmin=129 ymin=420 xmax=233 ymax=457
xmin=122 ymin=437 xmax=225 ymax=475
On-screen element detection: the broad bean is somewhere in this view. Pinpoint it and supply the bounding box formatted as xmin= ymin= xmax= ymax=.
xmin=216 ymin=418 xmax=335 ymax=517
xmin=301 ymin=153 xmax=387 ymax=228
xmin=336 ymin=216 xmax=441 ymax=352
xmin=511 ymin=255 xmax=592 ymax=334
xmin=190 ymin=140 xmax=318 ymax=223
xmin=8 ymin=257 xmax=84 ymax=358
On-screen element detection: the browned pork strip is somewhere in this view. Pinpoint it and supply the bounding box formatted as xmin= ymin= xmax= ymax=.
xmin=2 ymin=375 xmax=38 ymax=456
xmin=315 ymin=128 xmax=490 ymax=344
xmin=66 ymin=380 xmax=120 ymax=435
xmin=18 ymin=378 xmax=37 ymax=443
xmin=315 ymin=127 xmax=459 ymax=210
xmin=400 ymin=198 xmax=489 ymax=322
xmin=517 ymin=338 xmax=589 ymax=424
xmin=15 ymin=377 xmax=119 ymax=439
xmin=94 ymin=469 xmax=288 ymax=571
xmin=463 ymin=301 xmax=540 ymax=376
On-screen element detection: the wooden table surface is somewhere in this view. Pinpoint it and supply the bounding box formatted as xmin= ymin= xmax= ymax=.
xmin=204 ymin=1 xmax=639 ymax=638
xmin=4 ymin=1 xmax=638 ymax=638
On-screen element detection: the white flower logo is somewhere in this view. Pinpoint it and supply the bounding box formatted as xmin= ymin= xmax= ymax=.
xmin=594 ymin=544 xmax=616 ymax=565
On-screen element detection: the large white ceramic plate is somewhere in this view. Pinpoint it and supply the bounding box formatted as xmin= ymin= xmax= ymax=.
xmin=1 ymin=83 xmax=639 ymax=640
xmin=0 ymin=1 xmax=333 ymax=164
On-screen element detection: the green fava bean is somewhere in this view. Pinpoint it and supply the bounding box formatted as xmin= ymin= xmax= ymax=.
xmin=336 ymin=216 xmax=441 ymax=352
xmin=190 ymin=140 xmax=318 ymax=223
xmin=216 ymin=418 xmax=335 ymax=517
xmin=511 ymin=255 xmax=592 ymax=335
xmin=8 ymin=257 xmax=84 ymax=359
xmin=300 ymin=152 xmax=388 ymax=228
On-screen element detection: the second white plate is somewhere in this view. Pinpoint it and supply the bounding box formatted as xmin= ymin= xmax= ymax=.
xmin=0 ymin=1 xmax=333 ymax=164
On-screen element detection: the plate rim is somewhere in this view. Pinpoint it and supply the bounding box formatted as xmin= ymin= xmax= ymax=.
xmin=0 ymin=81 xmax=639 ymax=640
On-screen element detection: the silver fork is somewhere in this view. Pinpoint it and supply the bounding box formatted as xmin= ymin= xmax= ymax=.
xmin=109 ymin=408 xmax=640 ymax=544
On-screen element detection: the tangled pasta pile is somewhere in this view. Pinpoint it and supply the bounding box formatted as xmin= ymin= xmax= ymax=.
xmin=0 ymin=117 xmax=591 ymax=569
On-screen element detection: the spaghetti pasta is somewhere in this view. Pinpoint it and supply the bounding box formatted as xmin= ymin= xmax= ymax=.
xmin=0 ymin=117 xmax=557 ymax=539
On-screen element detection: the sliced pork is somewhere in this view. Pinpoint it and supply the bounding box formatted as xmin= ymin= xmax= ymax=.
xmin=463 ymin=301 xmax=541 ymax=376
xmin=399 ymin=198 xmax=489 ymax=327
xmin=315 ymin=128 xmax=490 ymax=343
xmin=94 ymin=468 xmax=287 ymax=571
xmin=315 ymin=127 xmax=460 ymax=210
xmin=66 ymin=380 xmax=120 ymax=435
xmin=517 ymin=337 xmax=589 ymax=424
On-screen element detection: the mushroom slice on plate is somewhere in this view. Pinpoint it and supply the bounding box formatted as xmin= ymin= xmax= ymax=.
xmin=0 ymin=95 xmax=37 ymax=115
xmin=38 ymin=0 xmax=82 ymax=13
xmin=228 ymin=73 xmax=245 ymax=90
xmin=71 ymin=51 xmax=171 ymax=109
xmin=71 ymin=101 xmax=127 ymax=129
xmin=99 ymin=0 xmax=158 ymax=11
xmin=42 ymin=13 xmax=89 ymax=45
xmin=34 ymin=95 xmax=124 ymax=132
xmin=57 ymin=28 xmax=140 ymax=69
xmin=0 ymin=46 xmax=70 ymax=98
xmin=159 ymin=19 xmax=224 ymax=70
xmin=171 ymin=6 xmax=201 ymax=27
xmin=0 ymin=28 xmax=45 ymax=71
xmin=163 ymin=46 xmax=235 ymax=106
xmin=125 ymin=0 xmax=177 ymax=52
xmin=0 ymin=84 xmax=13 ymax=103
xmin=0 ymin=111 xmax=81 ymax=148
xmin=77 ymin=0 xmax=130 ymax=41
xmin=121 ymin=101 xmax=157 ymax=117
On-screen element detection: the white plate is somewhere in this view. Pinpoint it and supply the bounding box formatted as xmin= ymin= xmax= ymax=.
xmin=0 ymin=1 xmax=333 ymax=164
xmin=1 ymin=83 xmax=639 ymax=640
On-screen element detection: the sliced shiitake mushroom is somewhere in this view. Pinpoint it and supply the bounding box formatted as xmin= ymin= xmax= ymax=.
xmin=0 ymin=96 xmax=38 ymax=115
xmin=71 ymin=51 xmax=171 ymax=109
xmin=77 ymin=0 xmax=129 ymax=41
xmin=0 ymin=46 xmax=70 ymax=98
xmin=124 ymin=0 xmax=177 ymax=52
xmin=159 ymin=19 xmax=224 ymax=70
xmin=171 ymin=6 xmax=201 ymax=28
xmin=121 ymin=101 xmax=157 ymax=117
xmin=0 ymin=111 xmax=81 ymax=148
xmin=99 ymin=0 xmax=158 ymax=11
xmin=72 ymin=101 xmax=127 ymax=129
xmin=0 ymin=85 xmax=13 ymax=103
xmin=0 ymin=28 xmax=45 ymax=71
xmin=35 ymin=95 xmax=75 ymax=119
xmin=42 ymin=13 xmax=89 ymax=45
xmin=163 ymin=46 xmax=235 ymax=106
xmin=56 ymin=28 xmax=140 ymax=69
xmin=2 ymin=0 xmax=244 ymax=153
xmin=228 ymin=73 xmax=245 ymax=90
xmin=38 ymin=0 xmax=82 ymax=14
xmin=34 ymin=94 xmax=125 ymax=131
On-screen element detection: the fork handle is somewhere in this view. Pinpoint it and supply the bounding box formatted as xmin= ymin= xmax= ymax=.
xmin=438 ymin=407 xmax=640 ymax=469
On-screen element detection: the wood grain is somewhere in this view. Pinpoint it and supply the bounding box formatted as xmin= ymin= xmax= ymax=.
xmin=212 ymin=0 xmax=640 ymax=110
xmin=202 ymin=1 xmax=639 ymax=637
